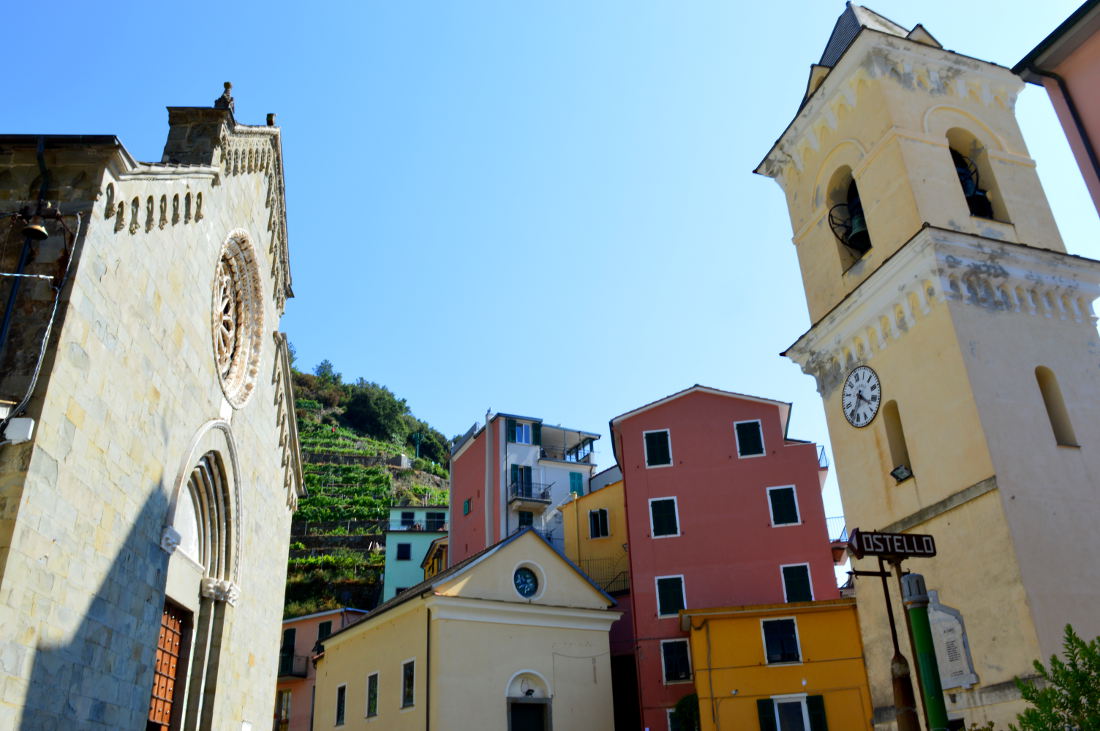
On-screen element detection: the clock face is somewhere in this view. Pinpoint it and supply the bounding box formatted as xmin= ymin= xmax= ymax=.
xmin=842 ymin=366 xmax=881 ymax=428
xmin=513 ymin=567 xmax=539 ymax=598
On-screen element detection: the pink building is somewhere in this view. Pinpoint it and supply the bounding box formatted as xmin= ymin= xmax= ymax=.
xmin=449 ymin=413 xmax=599 ymax=564
xmin=274 ymin=607 xmax=367 ymax=731
xmin=610 ymin=386 xmax=837 ymax=731
xmin=1016 ymin=0 xmax=1100 ymax=215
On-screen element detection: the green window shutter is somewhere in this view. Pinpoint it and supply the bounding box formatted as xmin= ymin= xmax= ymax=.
xmin=510 ymin=464 xmax=519 ymax=486
xmin=532 ymin=422 xmax=542 ymax=445
xmin=589 ymin=511 xmax=599 ymax=537
xmin=570 ymin=472 xmax=583 ymax=496
xmin=463 ymin=499 xmax=470 ymax=516
xmin=506 ymin=418 xmax=516 ymax=443
xmin=651 ymin=499 xmax=678 ymax=536
xmin=756 ymin=699 xmax=777 ymax=731
xmin=656 ymin=577 xmax=684 ymax=615
xmin=782 ymin=565 xmax=813 ymax=602
xmin=806 ymin=695 xmax=828 ymax=731
xmin=644 ymin=431 xmax=671 ymax=466
xmin=736 ymin=421 xmax=765 ymax=456
xmin=769 ymin=487 xmax=799 ymax=525
xmin=599 ymin=509 xmax=609 ymax=536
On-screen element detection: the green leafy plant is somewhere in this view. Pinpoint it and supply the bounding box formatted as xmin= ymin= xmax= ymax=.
xmin=1011 ymin=624 xmax=1100 ymax=731
xmin=670 ymin=693 xmax=700 ymax=731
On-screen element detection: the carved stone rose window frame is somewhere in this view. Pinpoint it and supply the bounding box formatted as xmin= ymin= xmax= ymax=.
xmin=212 ymin=229 xmax=263 ymax=408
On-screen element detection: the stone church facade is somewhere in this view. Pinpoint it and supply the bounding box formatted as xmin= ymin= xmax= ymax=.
xmin=0 ymin=85 xmax=303 ymax=729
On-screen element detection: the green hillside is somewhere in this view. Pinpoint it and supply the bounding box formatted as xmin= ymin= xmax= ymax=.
xmin=284 ymin=358 xmax=450 ymax=618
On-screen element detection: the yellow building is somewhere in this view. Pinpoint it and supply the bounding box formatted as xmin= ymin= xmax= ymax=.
xmin=313 ymin=529 xmax=620 ymax=731
xmin=681 ymin=599 xmax=873 ymax=731
xmin=560 ymin=471 xmax=629 ymax=594
xmin=758 ymin=5 xmax=1100 ymax=728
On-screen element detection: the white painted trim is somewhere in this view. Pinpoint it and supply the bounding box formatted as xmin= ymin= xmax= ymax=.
xmin=648 ymin=496 xmax=681 ymax=539
xmin=770 ymin=693 xmax=811 ymax=729
xmin=643 ymin=428 xmax=674 ymax=468
xmin=779 ymin=563 xmax=814 ymax=602
xmin=335 ymin=683 xmax=347 ymax=727
xmin=734 ymin=419 xmax=766 ymax=458
xmin=511 ymin=559 xmax=547 ymax=601
xmin=659 ymin=637 xmax=693 ymax=685
xmin=504 ymin=669 xmax=552 ymax=698
xmin=655 ymin=574 xmax=686 ymax=618
xmin=612 ymin=385 xmax=790 ymax=428
xmin=426 ymin=595 xmax=621 ymax=632
xmin=365 ymin=671 xmax=379 ymax=718
xmin=766 ymin=485 xmax=801 ymax=527
xmin=400 ymin=657 xmax=416 ymax=709
xmin=760 ymin=617 xmax=803 ymax=666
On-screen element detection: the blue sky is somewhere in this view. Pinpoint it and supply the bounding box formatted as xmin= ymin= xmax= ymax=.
xmin=4 ymin=1 xmax=1097 ymax=523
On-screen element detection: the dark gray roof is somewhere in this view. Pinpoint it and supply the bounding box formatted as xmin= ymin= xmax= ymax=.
xmin=819 ymin=3 xmax=910 ymax=67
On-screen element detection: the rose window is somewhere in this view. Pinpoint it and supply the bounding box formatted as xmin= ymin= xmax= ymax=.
xmin=211 ymin=230 xmax=263 ymax=407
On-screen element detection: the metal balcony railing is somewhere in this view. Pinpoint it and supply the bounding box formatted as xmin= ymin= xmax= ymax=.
xmin=825 ymin=516 xmax=848 ymax=543
xmin=508 ymin=481 xmax=552 ymax=503
xmin=277 ymin=653 xmax=308 ymax=678
xmin=578 ymin=557 xmax=630 ymax=594
xmin=389 ymin=520 xmax=449 ymax=532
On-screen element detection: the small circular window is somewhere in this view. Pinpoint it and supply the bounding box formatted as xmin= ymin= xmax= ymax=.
xmin=211 ymin=230 xmax=263 ymax=408
xmin=513 ymin=567 xmax=539 ymax=598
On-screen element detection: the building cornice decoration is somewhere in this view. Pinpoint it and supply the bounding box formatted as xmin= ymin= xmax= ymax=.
xmin=758 ymin=32 xmax=1022 ymax=187
xmin=272 ymin=331 xmax=305 ymax=509
xmin=785 ymin=228 xmax=1100 ymax=397
xmin=200 ymin=577 xmax=240 ymax=606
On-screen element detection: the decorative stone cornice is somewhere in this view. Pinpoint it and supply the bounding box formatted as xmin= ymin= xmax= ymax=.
xmin=757 ymin=29 xmax=1022 ymax=187
xmin=784 ymin=227 xmax=1100 ymax=397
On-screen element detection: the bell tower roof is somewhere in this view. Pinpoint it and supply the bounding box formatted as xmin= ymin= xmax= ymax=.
xmin=819 ymin=3 xmax=909 ymax=67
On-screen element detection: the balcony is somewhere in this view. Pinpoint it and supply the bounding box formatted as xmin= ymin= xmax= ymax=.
xmin=389 ymin=519 xmax=448 ymax=532
xmin=508 ymin=481 xmax=552 ymax=511
xmin=277 ymin=653 xmax=308 ymax=679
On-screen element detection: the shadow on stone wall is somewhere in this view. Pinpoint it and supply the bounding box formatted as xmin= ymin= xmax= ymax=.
xmin=20 ymin=487 xmax=169 ymax=730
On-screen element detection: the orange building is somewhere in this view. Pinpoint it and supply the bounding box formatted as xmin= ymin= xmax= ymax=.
xmin=681 ymin=599 xmax=873 ymax=731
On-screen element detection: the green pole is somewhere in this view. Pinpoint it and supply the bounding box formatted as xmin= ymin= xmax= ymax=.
xmin=902 ymin=573 xmax=949 ymax=731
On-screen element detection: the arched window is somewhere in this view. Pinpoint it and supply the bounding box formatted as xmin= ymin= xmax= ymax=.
xmin=1035 ymin=366 xmax=1077 ymax=447
xmin=827 ymin=167 xmax=872 ymax=269
xmin=947 ymin=128 xmax=1007 ymax=222
xmin=883 ymin=401 xmax=913 ymax=482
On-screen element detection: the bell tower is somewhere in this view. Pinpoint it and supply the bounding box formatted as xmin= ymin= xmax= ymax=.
xmin=758 ymin=4 xmax=1100 ymax=728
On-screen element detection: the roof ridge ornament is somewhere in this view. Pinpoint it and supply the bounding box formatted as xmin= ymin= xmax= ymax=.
xmin=214 ymin=82 xmax=235 ymax=112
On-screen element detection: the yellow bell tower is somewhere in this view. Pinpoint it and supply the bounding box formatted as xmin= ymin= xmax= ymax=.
xmin=758 ymin=5 xmax=1100 ymax=728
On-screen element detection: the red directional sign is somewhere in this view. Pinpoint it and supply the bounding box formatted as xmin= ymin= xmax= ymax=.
xmin=848 ymin=528 xmax=936 ymax=560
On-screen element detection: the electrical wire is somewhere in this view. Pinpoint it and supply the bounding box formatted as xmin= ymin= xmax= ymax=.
xmin=0 ymin=211 xmax=82 ymax=441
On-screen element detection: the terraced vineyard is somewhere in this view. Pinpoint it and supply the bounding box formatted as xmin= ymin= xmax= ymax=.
xmin=284 ymin=399 xmax=449 ymax=618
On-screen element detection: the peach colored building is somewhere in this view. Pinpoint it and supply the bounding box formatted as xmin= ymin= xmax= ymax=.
xmin=274 ymin=608 xmax=367 ymax=731
xmin=609 ymin=386 xmax=836 ymax=731
xmin=1016 ymin=0 xmax=1100 ymax=214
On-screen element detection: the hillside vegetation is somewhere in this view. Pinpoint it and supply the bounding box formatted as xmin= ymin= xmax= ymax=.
xmin=284 ymin=358 xmax=450 ymax=618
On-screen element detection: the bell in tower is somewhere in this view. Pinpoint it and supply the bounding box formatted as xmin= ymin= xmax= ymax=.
xmin=757 ymin=4 xmax=1100 ymax=730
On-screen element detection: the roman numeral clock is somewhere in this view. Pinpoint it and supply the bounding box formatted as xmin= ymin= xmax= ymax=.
xmin=842 ymin=366 xmax=880 ymax=428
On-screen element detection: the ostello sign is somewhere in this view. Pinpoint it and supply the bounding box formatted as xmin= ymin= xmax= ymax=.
xmin=848 ymin=528 xmax=937 ymax=560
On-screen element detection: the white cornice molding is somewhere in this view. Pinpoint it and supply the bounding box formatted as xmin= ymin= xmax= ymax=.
xmin=785 ymin=228 xmax=1100 ymax=396
xmin=426 ymin=595 xmax=621 ymax=632
xmin=759 ymin=31 xmax=1022 ymax=186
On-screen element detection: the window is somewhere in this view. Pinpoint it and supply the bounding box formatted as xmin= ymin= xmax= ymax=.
xmin=735 ymin=420 xmax=765 ymax=457
xmin=396 ymin=543 xmax=412 ymax=561
xmin=336 ymin=684 xmax=346 ymax=726
xmin=281 ymin=627 xmax=296 ymax=653
xmin=366 ymin=673 xmax=378 ymax=717
xmin=401 ymin=511 xmax=415 ymax=528
xmin=781 ymin=564 xmax=813 ymax=602
xmin=644 ymin=429 xmax=672 ymax=467
xmin=463 ymin=499 xmax=470 ymax=516
xmin=656 ymin=575 xmax=686 ymax=617
xmin=649 ymin=498 xmax=679 ymax=538
xmin=762 ymin=618 xmax=801 ymax=664
xmin=275 ymin=689 xmax=291 ymax=731
xmin=827 ymin=169 xmax=872 ymax=268
xmin=589 ymin=508 xmax=609 ymax=538
xmin=401 ymin=660 xmax=415 ymax=708
xmin=947 ymin=128 xmax=1007 ymax=222
xmin=506 ymin=418 xmax=540 ymax=445
xmin=756 ymin=694 xmax=828 ymax=731
xmin=1036 ymin=366 xmax=1078 ymax=446
xmin=510 ymin=464 xmax=533 ymax=496
xmin=660 ymin=639 xmax=692 ymax=683
xmin=426 ymin=511 xmax=446 ymax=531
xmin=317 ymin=620 xmax=332 ymax=642
xmin=569 ymin=472 xmax=584 ymax=497
xmin=767 ymin=486 xmax=800 ymax=526
xmin=517 ymin=511 xmax=533 ymax=528
xmin=884 ymin=401 xmax=914 ymax=481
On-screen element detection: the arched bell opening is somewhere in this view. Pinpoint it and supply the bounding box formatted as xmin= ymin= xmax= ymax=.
xmin=947 ymin=128 xmax=1009 ymax=223
xmin=827 ymin=166 xmax=872 ymax=269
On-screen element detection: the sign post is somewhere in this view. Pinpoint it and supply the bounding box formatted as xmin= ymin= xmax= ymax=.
xmin=848 ymin=529 xmax=940 ymax=731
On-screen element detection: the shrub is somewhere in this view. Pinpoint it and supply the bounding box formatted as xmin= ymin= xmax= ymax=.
xmin=1011 ymin=624 xmax=1100 ymax=731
